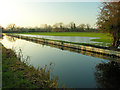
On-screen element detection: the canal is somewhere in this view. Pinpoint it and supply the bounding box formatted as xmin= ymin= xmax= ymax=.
xmin=1 ymin=35 xmax=118 ymax=88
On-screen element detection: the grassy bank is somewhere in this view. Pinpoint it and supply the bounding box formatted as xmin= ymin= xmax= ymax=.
xmin=20 ymin=32 xmax=113 ymax=46
xmin=20 ymin=32 xmax=112 ymax=43
xmin=2 ymin=44 xmax=58 ymax=88
xmin=30 ymin=37 xmax=120 ymax=50
xmin=20 ymin=32 xmax=110 ymax=37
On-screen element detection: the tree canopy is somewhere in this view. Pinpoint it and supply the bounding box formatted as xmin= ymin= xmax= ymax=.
xmin=97 ymin=1 xmax=120 ymax=48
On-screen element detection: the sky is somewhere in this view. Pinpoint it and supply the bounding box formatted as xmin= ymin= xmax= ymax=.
xmin=0 ymin=0 xmax=101 ymax=28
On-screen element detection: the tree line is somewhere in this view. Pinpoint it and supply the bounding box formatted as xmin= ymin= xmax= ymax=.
xmin=1 ymin=22 xmax=98 ymax=33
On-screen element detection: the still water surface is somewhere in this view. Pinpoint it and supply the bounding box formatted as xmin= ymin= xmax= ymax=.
xmin=1 ymin=36 xmax=112 ymax=88
xmin=19 ymin=34 xmax=99 ymax=43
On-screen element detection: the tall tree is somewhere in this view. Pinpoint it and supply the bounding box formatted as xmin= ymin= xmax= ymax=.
xmin=97 ymin=1 xmax=120 ymax=48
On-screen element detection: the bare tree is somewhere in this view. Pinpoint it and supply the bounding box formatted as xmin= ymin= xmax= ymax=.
xmin=86 ymin=24 xmax=90 ymax=31
xmin=6 ymin=24 xmax=16 ymax=31
xmin=78 ymin=24 xmax=86 ymax=30
xmin=69 ymin=22 xmax=76 ymax=31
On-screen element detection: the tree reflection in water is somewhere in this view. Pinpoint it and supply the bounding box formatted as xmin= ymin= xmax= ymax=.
xmin=95 ymin=61 xmax=120 ymax=88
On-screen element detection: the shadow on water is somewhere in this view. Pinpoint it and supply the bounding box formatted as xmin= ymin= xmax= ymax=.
xmin=95 ymin=61 xmax=120 ymax=88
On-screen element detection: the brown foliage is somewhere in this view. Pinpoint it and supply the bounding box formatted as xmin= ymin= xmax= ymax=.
xmin=97 ymin=1 xmax=120 ymax=48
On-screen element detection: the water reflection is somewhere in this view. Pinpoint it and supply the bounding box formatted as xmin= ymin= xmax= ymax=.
xmin=6 ymin=36 xmax=17 ymax=42
xmin=1 ymin=35 xmax=120 ymax=88
xmin=11 ymin=35 xmax=120 ymax=62
xmin=95 ymin=61 xmax=120 ymax=88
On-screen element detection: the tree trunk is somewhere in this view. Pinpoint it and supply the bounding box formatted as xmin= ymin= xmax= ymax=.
xmin=112 ymin=36 xmax=120 ymax=48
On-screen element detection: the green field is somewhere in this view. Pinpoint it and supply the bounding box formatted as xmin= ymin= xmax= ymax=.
xmin=21 ymin=32 xmax=113 ymax=44
xmin=21 ymin=32 xmax=109 ymax=37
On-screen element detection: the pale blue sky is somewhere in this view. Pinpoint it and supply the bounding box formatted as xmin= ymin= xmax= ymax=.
xmin=0 ymin=0 xmax=100 ymax=28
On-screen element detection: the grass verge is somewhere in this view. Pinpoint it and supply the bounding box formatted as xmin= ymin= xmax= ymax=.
xmin=20 ymin=32 xmax=109 ymax=37
xmin=2 ymin=44 xmax=58 ymax=88
xmin=19 ymin=32 xmax=113 ymax=46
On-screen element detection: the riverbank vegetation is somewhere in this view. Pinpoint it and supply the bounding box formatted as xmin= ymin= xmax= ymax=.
xmin=2 ymin=44 xmax=58 ymax=88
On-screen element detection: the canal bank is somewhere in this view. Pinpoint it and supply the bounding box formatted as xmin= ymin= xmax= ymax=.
xmin=6 ymin=34 xmax=120 ymax=59
xmin=2 ymin=34 xmax=120 ymax=88
xmin=2 ymin=44 xmax=58 ymax=88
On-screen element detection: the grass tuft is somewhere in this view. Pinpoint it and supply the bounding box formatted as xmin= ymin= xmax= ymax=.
xmin=2 ymin=44 xmax=58 ymax=88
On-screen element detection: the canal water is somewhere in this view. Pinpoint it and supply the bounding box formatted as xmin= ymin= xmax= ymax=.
xmin=1 ymin=35 xmax=115 ymax=88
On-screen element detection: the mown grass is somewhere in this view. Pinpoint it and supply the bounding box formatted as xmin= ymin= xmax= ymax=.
xmin=20 ymin=32 xmax=109 ymax=37
xmin=20 ymin=32 xmax=112 ymax=42
xmin=20 ymin=32 xmax=113 ymax=46
xmin=2 ymin=44 xmax=58 ymax=88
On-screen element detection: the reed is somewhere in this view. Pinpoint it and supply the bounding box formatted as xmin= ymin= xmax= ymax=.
xmin=2 ymin=45 xmax=58 ymax=88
